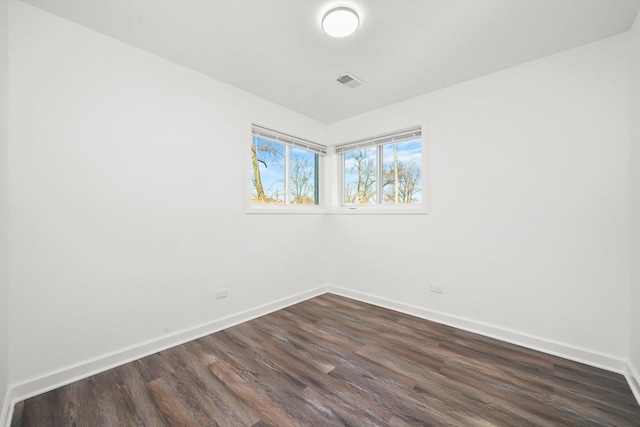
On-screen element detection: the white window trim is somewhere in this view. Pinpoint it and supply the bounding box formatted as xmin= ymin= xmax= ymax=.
xmin=248 ymin=124 xmax=327 ymax=214
xmin=333 ymin=126 xmax=428 ymax=214
xmin=252 ymin=124 xmax=327 ymax=155
xmin=247 ymin=205 xmax=328 ymax=215
xmin=247 ymin=124 xmax=428 ymax=215
xmin=334 ymin=127 xmax=422 ymax=154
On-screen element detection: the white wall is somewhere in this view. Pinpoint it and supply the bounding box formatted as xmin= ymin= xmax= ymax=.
xmin=8 ymin=1 xmax=328 ymax=389
xmin=6 ymin=0 xmax=638 ymax=412
xmin=0 ymin=0 xmax=10 ymax=422
xmin=629 ymin=10 xmax=640 ymax=391
xmin=328 ymin=34 xmax=631 ymax=362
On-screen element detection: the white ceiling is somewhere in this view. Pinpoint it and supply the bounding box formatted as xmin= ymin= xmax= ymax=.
xmin=22 ymin=0 xmax=640 ymax=123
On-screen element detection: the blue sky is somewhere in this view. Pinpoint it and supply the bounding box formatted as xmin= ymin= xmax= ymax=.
xmin=344 ymin=138 xmax=422 ymax=204
xmin=253 ymin=137 xmax=421 ymax=204
xmin=252 ymin=137 xmax=316 ymax=202
xmin=253 ymin=137 xmax=285 ymax=201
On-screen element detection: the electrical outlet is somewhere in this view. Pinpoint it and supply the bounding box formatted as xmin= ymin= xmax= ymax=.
xmin=216 ymin=289 xmax=229 ymax=299
xmin=430 ymin=284 xmax=444 ymax=294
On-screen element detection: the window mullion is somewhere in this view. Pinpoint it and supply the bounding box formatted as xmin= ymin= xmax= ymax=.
xmin=284 ymin=145 xmax=291 ymax=205
xmin=341 ymin=153 xmax=346 ymax=206
xmin=314 ymin=154 xmax=320 ymax=205
xmin=376 ymin=145 xmax=383 ymax=204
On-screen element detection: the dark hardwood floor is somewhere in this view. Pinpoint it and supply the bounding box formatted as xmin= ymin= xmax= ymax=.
xmin=11 ymin=294 xmax=640 ymax=426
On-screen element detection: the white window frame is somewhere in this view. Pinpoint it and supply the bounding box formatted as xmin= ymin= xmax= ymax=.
xmin=333 ymin=126 xmax=428 ymax=215
xmin=248 ymin=124 xmax=327 ymax=214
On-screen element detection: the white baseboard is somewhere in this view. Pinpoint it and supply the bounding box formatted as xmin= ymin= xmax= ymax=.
xmin=0 ymin=387 xmax=12 ymax=427
xmin=327 ymin=286 xmax=630 ymax=376
xmin=627 ymin=361 xmax=640 ymax=405
xmin=8 ymin=286 xmax=327 ymax=410
xmin=5 ymin=284 xmax=639 ymax=426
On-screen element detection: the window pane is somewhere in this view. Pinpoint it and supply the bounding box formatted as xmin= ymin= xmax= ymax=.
xmin=344 ymin=148 xmax=377 ymax=205
xmin=251 ymin=136 xmax=285 ymax=204
xmin=290 ymin=147 xmax=317 ymax=205
xmin=382 ymin=138 xmax=422 ymax=204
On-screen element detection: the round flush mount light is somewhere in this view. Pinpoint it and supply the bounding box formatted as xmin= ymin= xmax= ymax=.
xmin=322 ymin=7 xmax=359 ymax=38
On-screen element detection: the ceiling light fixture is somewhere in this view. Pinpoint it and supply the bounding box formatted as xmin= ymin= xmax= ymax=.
xmin=322 ymin=7 xmax=359 ymax=38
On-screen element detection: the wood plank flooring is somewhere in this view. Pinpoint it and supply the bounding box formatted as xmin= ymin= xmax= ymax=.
xmin=11 ymin=294 xmax=640 ymax=426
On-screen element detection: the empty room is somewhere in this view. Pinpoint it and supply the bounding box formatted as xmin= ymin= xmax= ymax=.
xmin=1 ymin=0 xmax=640 ymax=425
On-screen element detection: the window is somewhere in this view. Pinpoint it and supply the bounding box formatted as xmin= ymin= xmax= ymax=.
xmin=251 ymin=124 xmax=325 ymax=206
xmin=336 ymin=127 xmax=423 ymax=207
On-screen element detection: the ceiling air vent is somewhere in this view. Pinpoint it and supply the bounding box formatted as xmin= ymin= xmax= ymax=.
xmin=336 ymin=72 xmax=364 ymax=89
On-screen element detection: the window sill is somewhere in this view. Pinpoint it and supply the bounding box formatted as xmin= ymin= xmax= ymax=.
xmin=326 ymin=207 xmax=428 ymax=215
xmin=246 ymin=205 xmax=328 ymax=215
xmin=246 ymin=205 xmax=428 ymax=215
